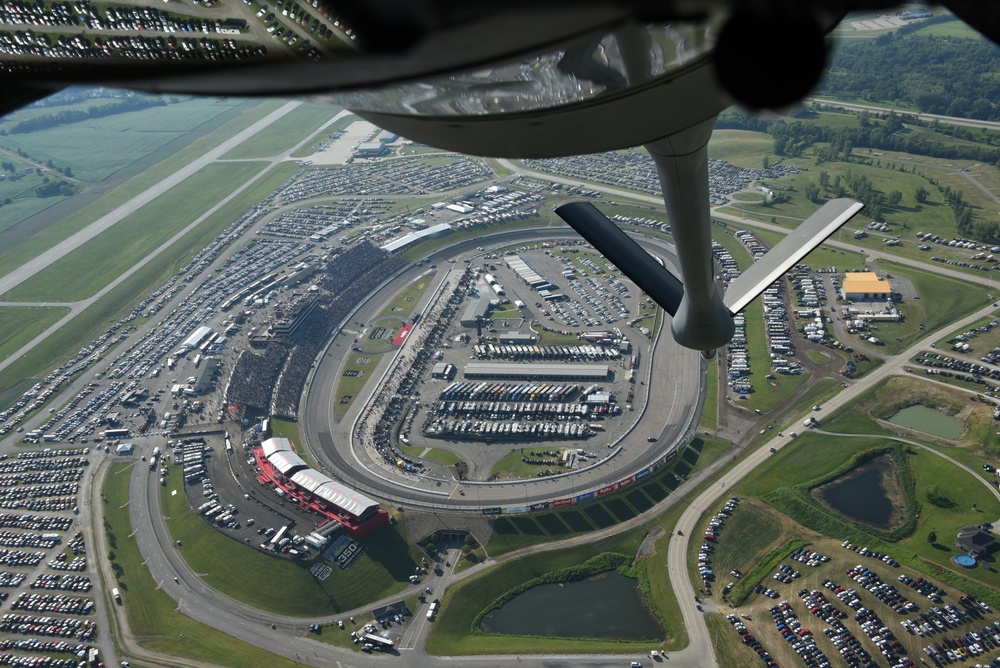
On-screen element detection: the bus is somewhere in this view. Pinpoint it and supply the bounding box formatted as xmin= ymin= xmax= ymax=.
xmin=363 ymin=634 xmax=394 ymax=649
xmin=103 ymin=429 xmax=130 ymax=439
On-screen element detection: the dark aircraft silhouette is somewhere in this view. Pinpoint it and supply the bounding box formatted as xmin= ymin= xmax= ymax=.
xmin=3 ymin=0 xmax=995 ymax=353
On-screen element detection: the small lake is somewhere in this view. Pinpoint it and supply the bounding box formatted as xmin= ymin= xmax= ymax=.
xmin=479 ymin=570 xmax=662 ymax=640
xmin=815 ymin=456 xmax=897 ymax=529
xmin=888 ymin=405 xmax=963 ymax=440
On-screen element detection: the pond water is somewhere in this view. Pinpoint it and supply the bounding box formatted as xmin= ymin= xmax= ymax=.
xmin=479 ymin=570 xmax=662 ymax=640
xmin=888 ymin=405 xmax=964 ymax=440
xmin=816 ymin=456 xmax=897 ymax=529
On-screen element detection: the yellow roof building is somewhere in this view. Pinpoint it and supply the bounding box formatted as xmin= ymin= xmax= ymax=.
xmin=842 ymin=272 xmax=891 ymax=300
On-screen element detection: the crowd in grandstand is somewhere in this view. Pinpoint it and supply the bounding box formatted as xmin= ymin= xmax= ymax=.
xmin=225 ymin=344 xmax=288 ymax=411
xmin=270 ymin=242 xmax=408 ymax=418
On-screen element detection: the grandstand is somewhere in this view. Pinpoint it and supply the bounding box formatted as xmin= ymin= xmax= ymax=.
xmin=254 ymin=438 xmax=388 ymax=537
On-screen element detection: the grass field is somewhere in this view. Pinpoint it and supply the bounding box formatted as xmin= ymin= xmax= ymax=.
xmin=159 ymin=478 xmax=424 ymax=615
xmin=0 ymin=306 xmax=69 ymax=363
xmin=4 ymin=161 xmax=268 ymax=302
xmin=222 ymin=103 xmax=344 ymax=160
xmin=378 ymin=273 xmax=435 ymax=319
xmin=709 ymin=130 xmax=776 ymax=168
xmin=695 ymin=500 xmax=792 ymax=602
xmin=101 ymin=462 xmax=310 ymax=668
xmin=733 ymin=407 xmax=1000 ymax=594
xmin=425 ymin=531 xmax=654 ymax=655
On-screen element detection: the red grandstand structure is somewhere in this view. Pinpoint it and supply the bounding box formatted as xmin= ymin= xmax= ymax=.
xmin=253 ymin=437 xmax=389 ymax=537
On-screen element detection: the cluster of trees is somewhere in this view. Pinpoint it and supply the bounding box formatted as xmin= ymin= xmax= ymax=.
xmin=937 ymin=183 xmax=981 ymax=239
xmin=817 ymin=31 xmax=1000 ymax=121
xmin=35 ymin=180 xmax=76 ymax=198
xmin=6 ymin=96 xmax=168 ymax=134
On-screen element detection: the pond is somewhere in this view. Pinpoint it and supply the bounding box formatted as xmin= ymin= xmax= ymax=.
xmin=888 ymin=405 xmax=964 ymax=440
xmin=814 ymin=456 xmax=902 ymax=529
xmin=479 ymin=570 xmax=662 ymax=640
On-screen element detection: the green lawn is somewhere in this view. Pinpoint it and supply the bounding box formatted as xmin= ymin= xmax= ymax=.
xmin=732 ymin=413 xmax=1000 ymax=597
xmin=698 ymin=500 xmax=787 ymax=595
xmin=0 ymin=96 xmax=250 ymax=184
xmin=426 ymin=532 xmax=653 ymax=655
xmin=377 ymin=273 xmax=435 ymax=319
xmin=488 ymin=447 xmax=567 ymax=479
xmin=101 ymin=462 xmax=310 ymax=668
xmin=709 ymin=130 xmax=776 ymax=168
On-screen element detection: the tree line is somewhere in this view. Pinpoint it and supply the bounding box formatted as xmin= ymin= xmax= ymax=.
xmin=717 ymin=109 xmax=1000 ymax=166
xmin=6 ymin=96 xmax=168 ymax=134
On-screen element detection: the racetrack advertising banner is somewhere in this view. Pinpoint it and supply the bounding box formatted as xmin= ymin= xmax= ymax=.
xmin=529 ymin=501 xmax=551 ymax=511
xmin=635 ymin=467 xmax=651 ymax=480
xmin=552 ymin=497 xmax=572 ymax=508
xmin=615 ymin=475 xmax=635 ymax=490
xmin=505 ymin=505 xmax=527 ymax=514
xmin=481 ymin=507 xmax=503 ymax=515
xmin=596 ymin=485 xmax=614 ymax=497
xmin=575 ymin=491 xmax=595 ymax=503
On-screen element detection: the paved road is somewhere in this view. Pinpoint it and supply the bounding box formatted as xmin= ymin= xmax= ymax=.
xmin=806 ymin=99 xmax=1000 ymax=133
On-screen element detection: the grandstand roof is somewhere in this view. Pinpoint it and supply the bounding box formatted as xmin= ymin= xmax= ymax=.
xmin=381 ymin=223 xmax=452 ymax=253
xmin=289 ymin=469 xmax=380 ymax=517
xmin=260 ymin=437 xmax=293 ymax=457
xmin=314 ymin=481 xmax=381 ymax=518
xmin=290 ymin=468 xmax=330 ymax=494
xmin=268 ymin=450 xmax=309 ymax=475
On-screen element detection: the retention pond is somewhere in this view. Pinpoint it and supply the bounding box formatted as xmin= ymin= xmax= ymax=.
xmin=887 ymin=405 xmax=963 ymax=440
xmin=814 ymin=455 xmax=905 ymax=530
xmin=479 ymin=570 xmax=662 ymax=640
